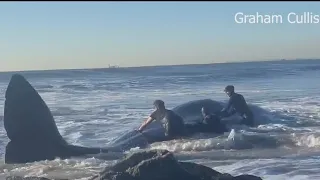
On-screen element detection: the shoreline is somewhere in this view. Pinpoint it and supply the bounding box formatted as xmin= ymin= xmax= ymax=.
xmin=0 ymin=58 xmax=319 ymax=74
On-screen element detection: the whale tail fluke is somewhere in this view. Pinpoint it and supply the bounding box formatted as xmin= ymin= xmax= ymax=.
xmin=4 ymin=74 xmax=108 ymax=164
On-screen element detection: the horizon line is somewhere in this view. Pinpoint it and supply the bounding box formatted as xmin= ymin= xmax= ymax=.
xmin=0 ymin=58 xmax=319 ymax=74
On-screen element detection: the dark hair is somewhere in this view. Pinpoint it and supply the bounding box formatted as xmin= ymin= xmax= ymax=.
xmin=224 ymin=85 xmax=234 ymax=92
xmin=153 ymin=100 xmax=165 ymax=109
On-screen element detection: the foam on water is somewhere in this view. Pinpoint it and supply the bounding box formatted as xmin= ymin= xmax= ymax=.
xmin=148 ymin=131 xmax=294 ymax=153
xmin=0 ymin=157 xmax=115 ymax=180
xmin=293 ymin=133 xmax=320 ymax=148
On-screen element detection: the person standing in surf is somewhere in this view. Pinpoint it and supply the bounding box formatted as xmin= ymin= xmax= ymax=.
xmin=220 ymin=85 xmax=254 ymax=127
xmin=138 ymin=100 xmax=185 ymax=139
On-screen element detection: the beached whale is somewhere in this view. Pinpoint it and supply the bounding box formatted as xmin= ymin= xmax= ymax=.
xmin=3 ymin=74 xmax=256 ymax=164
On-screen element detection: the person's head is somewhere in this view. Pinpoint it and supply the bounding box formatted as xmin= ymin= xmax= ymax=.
xmin=224 ymin=85 xmax=234 ymax=97
xmin=153 ymin=100 xmax=165 ymax=110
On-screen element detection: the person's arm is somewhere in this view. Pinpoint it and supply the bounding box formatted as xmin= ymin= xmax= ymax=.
xmin=138 ymin=116 xmax=154 ymax=132
xmin=221 ymin=97 xmax=233 ymax=117
xmin=138 ymin=112 xmax=156 ymax=132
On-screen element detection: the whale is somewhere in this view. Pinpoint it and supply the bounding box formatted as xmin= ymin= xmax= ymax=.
xmin=4 ymin=74 xmax=110 ymax=164
xmin=3 ymin=74 xmax=255 ymax=164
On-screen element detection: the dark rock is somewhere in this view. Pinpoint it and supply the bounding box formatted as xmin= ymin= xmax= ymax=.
xmin=90 ymin=171 xmax=136 ymax=180
xmin=126 ymin=151 xmax=199 ymax=180
xmin=91 ymin=149 xmax=262 ymax=180
xmin=234 ymin=175 xmax=263 ymax=180
xmin=6 ymin=177 xmax=51 ymax=180
xmin=91 ymin=149 xmax=199 ymax=180
xmin=216 ymin=173 xmax=236 ymax=180
xmin=179 ymin=161 xmax=221 ymax=180
xmin=4 ymin=74 xmax=107 ymax=164
xmin=5 ymin=176 xmax=67 ymax=180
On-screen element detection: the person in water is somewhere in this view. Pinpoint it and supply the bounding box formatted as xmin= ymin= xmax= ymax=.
xmin=220 ymin=85 xmax=254 ymax=127
xmin=138 ymin=100 xmax=185 ymax=139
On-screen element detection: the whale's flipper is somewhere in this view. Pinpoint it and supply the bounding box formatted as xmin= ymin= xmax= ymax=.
xmin=4 ymin=74 xmax=106 ymax=164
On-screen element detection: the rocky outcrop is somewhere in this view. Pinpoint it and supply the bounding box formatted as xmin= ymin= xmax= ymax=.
xmin=6 ymin=149 xmax=262 ymax=180
xmin=4 ymin=74 xmax=108 ymax=164
xmin=6 ymin=177 xmax=67 ymax=180
xmin=88 ymin=149 xmax=262 ymax=180
xmin=6 ymin=177 xmax=53 ymax=180
xmin=91 ymin=149 xmax=199 ymax=180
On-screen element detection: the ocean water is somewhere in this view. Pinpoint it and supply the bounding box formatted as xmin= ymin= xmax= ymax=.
xmin=0 ymin=59 xmax=320 ymax=180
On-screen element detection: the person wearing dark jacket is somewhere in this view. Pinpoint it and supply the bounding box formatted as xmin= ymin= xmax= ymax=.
xmin=220 ymin=85 xmax=254 ymax=127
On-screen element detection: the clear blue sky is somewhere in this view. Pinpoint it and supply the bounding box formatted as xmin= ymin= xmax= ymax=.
xmin=1 ymin=2 xmax=320 ymax=71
